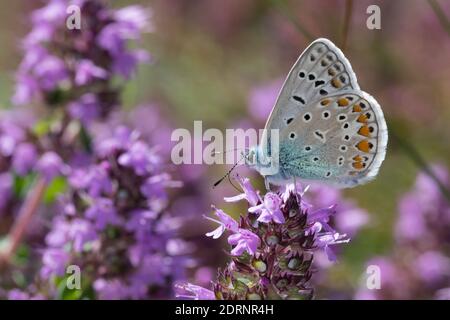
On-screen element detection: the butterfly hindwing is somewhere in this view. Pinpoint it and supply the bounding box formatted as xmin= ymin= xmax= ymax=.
xmin=277 ymin=90 xmax=387 ymax=187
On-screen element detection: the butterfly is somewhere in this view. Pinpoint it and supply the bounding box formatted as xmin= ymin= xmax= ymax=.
xmin=245 ymin=38 xmax=388 ymax=190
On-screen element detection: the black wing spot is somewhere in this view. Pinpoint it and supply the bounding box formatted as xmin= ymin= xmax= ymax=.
xmin=299 ymin=71 xmax=305 ymax=78
xmin=308 ymin=73 xmax=316 ymax=81
xmin=310 ymin=54 xmax=316 ymax=62
xmin=289 ymin=132 xmax=296 ymax=140
xmin=286 ymin=117 xmax=294 ymax=125
xmin=343 ymin=123 xmax=349 ymax=129
xmin=314 ymin=130 xmax=324 ymax=139
xmin=326 ymin=172 xmax=332 ymax=177
xmin=304 ymin=146 xmax=311 ymax=151
xmin=322 ymin=111 xmax=330 ymax=119
xmin=320 ymin=89 xmax=328 ymax=96
xmin=303 ymin=113 xmax=311 ymax=121
xmin=293 ymin=95 xmax=306 ymax=104
xmin=314 ymin=80 xmax=325 ymax=87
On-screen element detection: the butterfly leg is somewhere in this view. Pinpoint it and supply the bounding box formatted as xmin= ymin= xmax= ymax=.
xmin=293 ymin=177 xmax=301 ymax=204
xmin=264 ymin=178 xmax=271 ymax=191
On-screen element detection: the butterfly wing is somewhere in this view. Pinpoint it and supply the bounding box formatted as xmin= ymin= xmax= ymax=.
xmin=276 ymin=90 xmax=387 ymax=187
xmin=263 ymin=38 xmax=360 ymax=136
xmin=259 ymin=38 xmax=387 ymax=187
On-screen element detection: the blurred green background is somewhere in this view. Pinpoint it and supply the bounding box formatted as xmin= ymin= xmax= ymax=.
xmin=1 ymin=0 xmax=450 ymax=297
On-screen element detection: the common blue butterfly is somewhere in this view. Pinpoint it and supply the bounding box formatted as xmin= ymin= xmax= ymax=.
xmin=245 ymin=38 xmax=388 ymax=189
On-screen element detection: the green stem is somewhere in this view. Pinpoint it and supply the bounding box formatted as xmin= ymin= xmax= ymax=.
xmin=341 ymin=0 xmax=354 ymax=51
xmin=269 ymin=0 xmax=314 ymax=41
xmin=428 ymin=0 xmax=450 ymax=37
xmin=390 ymin=128 xmax=450 ymax=203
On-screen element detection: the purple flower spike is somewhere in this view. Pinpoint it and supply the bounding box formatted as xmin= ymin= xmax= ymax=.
xmin=12 ymin=143 xmax=38 ymax=175
xmin=36 ymin=151 xmax=64 ymax=181
xmin=204 ymin=206 xmax=239 ymax=239
xmin=224 ymin=176 xmax=260 ymax=206
xmin=228 ymin=229 xmax=260 ymax=256
xmin=175 ymin=282 xmax=215 ymax=300
xmin=75 ymin=60 xmax=107 ymax=86
xmin=249 ymin=192 xmax=285 ymax=224
xmin=197 ymin=176 xmax=350 ymax=300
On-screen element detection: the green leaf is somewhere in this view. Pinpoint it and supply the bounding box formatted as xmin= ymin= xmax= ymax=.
xmin=32 ymin=119 xmax=52 ymax=137
xmin=43 ymin=176 xmax=67 ymax=204
xmin=13 ymin=173 xmax=37 ymax=199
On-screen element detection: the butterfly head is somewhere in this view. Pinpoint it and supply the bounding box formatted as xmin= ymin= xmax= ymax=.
xmin=242 ymin=146 xmax=259 ymax=169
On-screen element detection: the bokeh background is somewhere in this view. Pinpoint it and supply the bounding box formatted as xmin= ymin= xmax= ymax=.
xmin=1 ymin=0 xmax=450 ymax=299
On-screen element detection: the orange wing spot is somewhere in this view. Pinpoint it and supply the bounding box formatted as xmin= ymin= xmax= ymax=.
xmin=358 ymin=125 xmax=371 ymax=137
xmin=353 ymin=155 xmax=362 ymax=162
xmin=321 ymin=99 xmax=331 ymax=106
xmin=352 ymin=104 xmax=362 ymax=113
xmin=356 ymin=140 xmax=371 ymax=153
xmin=357 ymin=114 xmax=368 ymax=123
xmin=332 ymin=78 xmax=342 ymax=88
xmin=352 ymin=161 xmax=364 ymax=170
xmin=337 ymin=98 xmax=349 ymax=107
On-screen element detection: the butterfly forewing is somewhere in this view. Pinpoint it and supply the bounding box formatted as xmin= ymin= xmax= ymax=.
xmin=264 ymin=38 xmax=359 ymax=134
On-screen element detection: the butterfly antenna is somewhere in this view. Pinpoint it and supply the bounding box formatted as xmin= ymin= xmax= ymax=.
xmin=210 ymin=148 xmax=243 ymax=157
xmin=227 ymin=172 xmax=243 ymax=193
xmin=213 ymin=156 xmax=244 ymax=188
